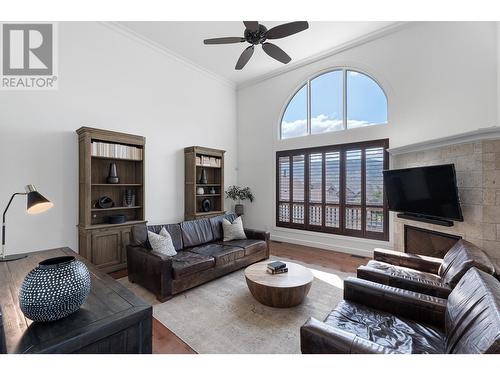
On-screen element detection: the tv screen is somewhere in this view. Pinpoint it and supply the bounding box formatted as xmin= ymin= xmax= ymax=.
xmin=383 ymin=164 xmax=463 ymax=221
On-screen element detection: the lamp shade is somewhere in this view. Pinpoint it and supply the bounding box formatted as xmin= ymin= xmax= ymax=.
xmin=25 ymin=185 xmax=53 ymax=214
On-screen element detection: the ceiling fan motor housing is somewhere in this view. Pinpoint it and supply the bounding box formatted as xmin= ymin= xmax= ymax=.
xmin=244 ymin=24 xmax=268 ymax=45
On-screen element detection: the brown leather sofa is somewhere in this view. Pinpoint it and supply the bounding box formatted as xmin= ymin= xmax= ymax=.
xmin=357 ymin=239 xmax=496 ymax=298
xmin=301 ymin=267 xmax=500 ymax=354
xmin=126 ymin=213 xmax=270 ymax=302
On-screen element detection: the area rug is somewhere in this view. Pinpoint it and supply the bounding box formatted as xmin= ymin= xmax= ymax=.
xmin=118 ymin=257 xmax=353 ymax=354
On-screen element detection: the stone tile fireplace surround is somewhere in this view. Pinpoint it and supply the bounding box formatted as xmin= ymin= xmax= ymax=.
xmin=389 ymin=128 xmax=500 ymax=268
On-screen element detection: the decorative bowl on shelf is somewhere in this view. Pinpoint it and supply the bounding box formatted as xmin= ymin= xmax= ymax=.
xmin=19 ymin=256 xmax=91 ymax=322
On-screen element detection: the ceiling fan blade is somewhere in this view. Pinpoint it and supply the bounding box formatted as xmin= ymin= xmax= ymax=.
xmin=262 ymin=43 xmax=291 ymax=64
xmin=243 ymin=21 xmax=259 ymax=32
xmin=235 ymin=45 xmax=254 ymax=70
xmin=266 ymin=21 xmax=309 ymax=39
xmin=203 ymin=37 xmax=245 ymax=45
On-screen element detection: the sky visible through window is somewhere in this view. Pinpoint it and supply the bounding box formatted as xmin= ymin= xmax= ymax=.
xmin=281 ymin=70 xmax=387 ymax=139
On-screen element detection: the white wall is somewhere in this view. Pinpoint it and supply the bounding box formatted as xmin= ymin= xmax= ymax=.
xmin=0 ymin=22 xmax=237 ymax=255
xmin=237 ymin=22 xmax=498 ymax=256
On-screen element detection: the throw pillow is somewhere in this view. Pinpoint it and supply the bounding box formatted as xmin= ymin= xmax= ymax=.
xmin=222 ymin=216 xmax=247 ymax=241
xmin=148 ymin=227 xmax=177 ymax=256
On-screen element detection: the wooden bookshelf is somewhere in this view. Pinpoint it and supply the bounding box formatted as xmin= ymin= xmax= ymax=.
xmin=184 ymin=146 xmax=225 ymax=220
xmin=77 ymin=127 xmax=146 ymax=273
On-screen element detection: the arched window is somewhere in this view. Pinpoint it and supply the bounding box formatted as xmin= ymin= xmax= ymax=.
xmin=281 ymin=69 xmax=387 ymax=139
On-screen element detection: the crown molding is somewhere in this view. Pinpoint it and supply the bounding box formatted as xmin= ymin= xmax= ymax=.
xmin=237 ymin=21 xmax=411 ymax=90
xmin=100 ymin=21 xmax=237 ymax=89
xmin=388 ymin=126 xmax=500 ymax=155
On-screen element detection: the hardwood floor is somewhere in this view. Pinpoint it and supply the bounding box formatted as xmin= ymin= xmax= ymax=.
xmin=110 ymin=240 xmax=370 ymax=354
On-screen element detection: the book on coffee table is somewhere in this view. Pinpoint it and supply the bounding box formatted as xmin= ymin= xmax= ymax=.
xmin=267 ymin=261 xmax=287 ymax=271
xmin=266 ymin=267 xmax=288 ymax=275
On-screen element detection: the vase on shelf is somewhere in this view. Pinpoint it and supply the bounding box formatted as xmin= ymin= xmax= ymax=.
xmin=199 ymin=168 xmax=208 ymax=185
xmin=18 ymin=256 xmax=91 ymax=322
xmin=123 ymin=189 xmax=136 ymax=207
xmin=197 ymin=187 xmax=205 ymax=195
xmin=107 ymin=163 xmax=119 ymax=184
xmin=202 ymin=198 xmax=211 ymax=212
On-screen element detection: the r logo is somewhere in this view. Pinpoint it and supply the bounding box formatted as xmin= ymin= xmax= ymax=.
xmin=2 ymin=24 xmax=53 ymax=76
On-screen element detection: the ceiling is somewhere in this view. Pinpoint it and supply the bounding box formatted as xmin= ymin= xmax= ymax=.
xmin=118 ymin=21 xmax=396 ymax=86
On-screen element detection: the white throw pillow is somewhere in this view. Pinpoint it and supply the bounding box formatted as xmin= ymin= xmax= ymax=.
xmin=222 ymin=216 xmax=247 ymax=241
xmin=148 ymin=227 xmax=177 ymax=256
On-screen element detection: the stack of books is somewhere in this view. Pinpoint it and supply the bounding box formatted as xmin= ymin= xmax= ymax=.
xmin=267 ymin=261 xmax=288 ymax=275
xmin=196 ymin=155 xmax=221 ymax=167
xmin=91 ymin=141 xmax=143 ymax=160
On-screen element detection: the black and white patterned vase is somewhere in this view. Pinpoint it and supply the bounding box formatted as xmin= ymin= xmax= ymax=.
xmin=19 ymin=256 xmax=91 ymax=322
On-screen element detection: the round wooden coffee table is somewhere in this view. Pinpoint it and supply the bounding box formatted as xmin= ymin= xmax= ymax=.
xmin=244 ymin=261 xmax=314 ymax=308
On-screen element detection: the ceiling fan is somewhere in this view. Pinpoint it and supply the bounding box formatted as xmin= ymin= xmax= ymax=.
xmin=203 ymin=21 xmax=309 ymax=70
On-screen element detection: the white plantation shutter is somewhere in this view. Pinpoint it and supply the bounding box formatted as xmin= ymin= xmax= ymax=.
xmin=277 ymin=139 xmax=388 ymax=240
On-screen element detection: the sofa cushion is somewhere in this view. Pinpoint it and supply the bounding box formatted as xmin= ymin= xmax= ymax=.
xmin=131 ymin=224 xmax=149 ymax=247
xmin=221 ymin=239 xmax=266 ymax=256
xmin=209 ymin=213 xmax=238 ymax=241
xmin=439 ymin=240 xmax=496 ymax=286
xmin=148 ymin=224 xmax=183 ymax=251
xmin=445 ymin=268 xmax=500 ymax=354
xmin=171 ymin=251 xmax=215 ymax=279
xmin=326 ymin=300 xmax=445 ymax=354
xmin=366 ymin=260 xmax=444 ymax=285
xmin=189 ymin=243 xmax=245 ymax=266
xmin=181 ymin=218 xmax=214 ymax=248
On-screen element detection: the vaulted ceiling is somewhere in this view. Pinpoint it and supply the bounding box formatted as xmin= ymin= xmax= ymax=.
xmin=117 ymin=21 xmax=397 ymax=86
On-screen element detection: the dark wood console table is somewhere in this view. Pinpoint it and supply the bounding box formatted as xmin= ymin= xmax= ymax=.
xmin=0 ymin=247 xmax=152 ymax=354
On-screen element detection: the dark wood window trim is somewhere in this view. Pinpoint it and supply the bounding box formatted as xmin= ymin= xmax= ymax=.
xmin=276 ymin=138 xmax=389 ymax=241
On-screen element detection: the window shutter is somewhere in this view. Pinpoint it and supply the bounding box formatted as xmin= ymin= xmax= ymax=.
xmin=276 ymin=139 xmax=388 ymax=240
xmin=365 ymin=147 xmax=385 ymax=233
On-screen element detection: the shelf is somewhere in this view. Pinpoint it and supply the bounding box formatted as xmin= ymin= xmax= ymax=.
xmin=91 ymin=206 xmax=142 ymax=212
xmin=86 ymin=220 xmax=146 ymax=230
xmin=91 ymin=183 xmax=142 ymax=187
xmin=196 ymin=165 xmax=221 ymax=169
xmin=91 ymin=155 xmax=143 ymax=162
xmin=196 ymin=184 xmax=221 ymax=187
xmin=196 ymin=194 xmax=221 ymax=198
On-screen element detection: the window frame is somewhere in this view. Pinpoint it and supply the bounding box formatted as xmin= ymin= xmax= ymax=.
xmin=276 ymin=138 xmax=389 ymax=241
xmin=280 ymin=68 xmax=388 ymax=140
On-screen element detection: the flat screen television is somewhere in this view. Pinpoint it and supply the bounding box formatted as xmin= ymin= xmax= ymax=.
xmin=383 ymin=164 xmax=463 ymax=223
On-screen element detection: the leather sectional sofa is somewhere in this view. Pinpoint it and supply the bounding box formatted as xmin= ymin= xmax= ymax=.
xmin=126 ymin=213 xmax=270 ymax=302
xmin=357 ymin=239 xmax=496 ymax=298
xmin=301 ymin=267 xmax=500 ymax=354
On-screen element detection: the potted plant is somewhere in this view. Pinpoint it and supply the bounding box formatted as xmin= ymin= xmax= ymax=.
xmin=225 ymin=185 xmax=254 ymax=216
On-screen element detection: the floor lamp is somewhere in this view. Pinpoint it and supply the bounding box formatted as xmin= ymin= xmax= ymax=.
xmin=1 ymin=185 xmax=53 ymax=262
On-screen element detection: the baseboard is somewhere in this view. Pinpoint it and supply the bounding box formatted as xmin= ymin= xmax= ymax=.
xmin=271 ymin=234 xmax=389 ymax=258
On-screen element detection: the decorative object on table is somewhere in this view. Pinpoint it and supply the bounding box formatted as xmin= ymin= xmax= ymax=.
xmin=123 ymin=189 xmax=136 ymax=207
xmin=108 ymin=214 xmax=126 ymax=224
xmin=209 ymin=187 xmax=216 ymax=194
xmin=222 ymin=216 xmax=247 ymax=241
xmin=1 ymin=185 xmax=53 ymax=262
xmin=267 ymin=267 xmax=288 ymax=275
xmin=95 ymin=196 xmax=114 ymax=209
xmin=225 ymin=185 xmax=255 ymax=216
xmin=267 ymin=261 xmax=287 ymax=272
xmin=267 ymin=261 xmax=288 ymax=274
xmin=196 ymin=187 xmax=205 ymax=195
xmin=18 ymin=255 xmax=91 ymax=322
xmin=106 ymin=162 xmax=119 ymax=184
xmin=201 ymin=198 xmax=211 ymax=212
xmin=199 ymin=168 xmax=208 ymax=184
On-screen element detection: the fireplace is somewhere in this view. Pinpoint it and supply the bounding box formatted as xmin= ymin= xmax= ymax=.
xmin=404 ymin=225 xmax=461 ymax=258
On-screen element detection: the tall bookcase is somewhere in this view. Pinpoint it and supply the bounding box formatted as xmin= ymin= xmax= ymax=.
xmin=184 ymin=146 xmax=225 ymax=220
xmin=77 ymin=127 xmax=146 ymax=273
